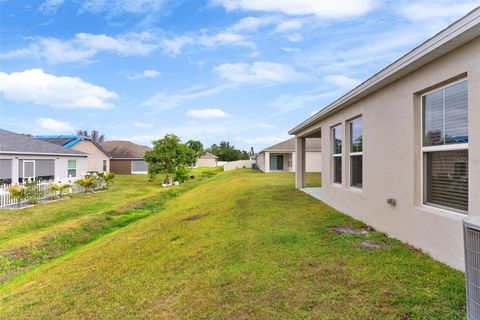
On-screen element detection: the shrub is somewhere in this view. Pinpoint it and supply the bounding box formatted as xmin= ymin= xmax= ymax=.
xmin=24 ymin=180 xmax=41 ymax=204
xmin=97 ymin=172 xmax=115 ymax=187
xmin=174 ymin=166 xmax=190 ymax=183
xmin=75 ymin=176 xmax=97 ymax=193
xmin=48 ymin=184 xmax=63 ymax=198
xmin=7 ymin=185 xmax=27 ymax=207
xmin=48 ymin=183 xmax=72 ymax=198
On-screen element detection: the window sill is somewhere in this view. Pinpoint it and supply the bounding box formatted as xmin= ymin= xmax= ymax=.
xmin=331 ymin=183 xmax=343 ymax=189
xmin=347 ymin=186 xmax=363 ymax=194
xmin=415 ymin=204 xmax=466 ymax=221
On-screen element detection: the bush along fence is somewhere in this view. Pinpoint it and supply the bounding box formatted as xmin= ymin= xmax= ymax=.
xmin=0 ymin=173 xmax=113 ymax=209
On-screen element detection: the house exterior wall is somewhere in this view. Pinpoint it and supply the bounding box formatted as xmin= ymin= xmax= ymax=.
xmin=196 ymin=158 xmax=217 ymax=167
xmin=257 ymin=151 xmax=321 ymax=173
xmin=256 ymin=153 xmax=266 ymax=171
xmin=131 ymin=160 xmax=148 ymax=174
xmin=110 ymin=160 xmax=132 ymax=174
xmin=0 ymin=154 xmax=87 ymax=183
xmin=71 ymin=140 xmax=109 ymax=173
xmin=297 ymin=37 xmax=480 ymax=270
xmin=305 ymin=152 xmax=322 ymax=172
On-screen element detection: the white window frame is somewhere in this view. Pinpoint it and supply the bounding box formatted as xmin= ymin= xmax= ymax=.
xmin=332 ymin=124 xmax=342 ymax=185
xmin=420 ymin=78 xmax=468 ymax=214
xmin=348 ymin=117 xmax=363 ymax=190
xmin=67 ymin=159 xmax=77 ymax=178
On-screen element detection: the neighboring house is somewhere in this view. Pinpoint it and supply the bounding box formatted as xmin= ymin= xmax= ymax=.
xmin=101 ymin=141 xmax=150 ymax=174
xmin=289 ymin=9 xmax=480 ymax=270
xmin=195 ymin=152 xmax=218 ymax=167
xmin=0 ymin=129 xmax=88 ymax=184
xmin=256 ymin=138 xmax=321 ymax=173
xmin=34 ymin=135 xmax=110 ymax=173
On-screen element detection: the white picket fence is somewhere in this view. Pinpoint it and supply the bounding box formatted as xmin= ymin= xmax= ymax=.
xmin=0 ymin=178 xmax=104 ymax=208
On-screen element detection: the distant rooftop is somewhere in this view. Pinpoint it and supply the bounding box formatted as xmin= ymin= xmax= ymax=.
xmin=260 ymin=138 xmax=321 ymax=154
xmin=34 ymin=135 xmax=110 ymax=157
xmin=0 ymin=129 xmax=87 ymax=156
xmin=101 ymin=140 xmax=151 ymax=159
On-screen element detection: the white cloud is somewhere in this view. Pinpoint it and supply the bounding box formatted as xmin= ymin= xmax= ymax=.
xmin=324 ymin=74 xmax=361 ymax=89
xmin=120 ymin=69 xmax=160 ymax=80
xmin=161 ymin=36 xmax=195 ymax=55
xmin=141 ymin=84 xmax=233 ymax=113
xmin=257 ymin=122 xmax=277 ymax=129
xmin=213 ymin=0 xmax=377 ymax=18
xmin=274 ymin=19 xmax=304 ymax=33
xmin=401 ymin=1 xmax=479 ymax=21
xmin=199 ymin=32 xmax=255 ymax=48
xmin=268 ymin=89 xmax=339 ymax=115
xmin=133 ymin=121 xmax=153 ymax=128
xmin=0 ymin=69 xmax=118 ymax=109
xmin=79 ymin=0 xmax=167 ymax=15
xmin=39 ymin=0 xmax=64 ymax=14
xmin=1 ymin=32 xmax=158 ymax=64
xmin=229 ymin=16 xmax=278 ymax=31
xmin=2 ymin=29 xmax=256 ymax=62
xmin=214 ymin=61 xmax=303 ymax=84
xmin=36 ymin=118 xmax=74 ymax=132
xmin=286 ymin=33 xmax=303 ymax=42
xmin=186 ymin=108 xmax=229 ymax=119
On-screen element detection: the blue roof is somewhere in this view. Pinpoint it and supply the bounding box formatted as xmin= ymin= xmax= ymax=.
xmin=34 ymin=135 xmax=87 ymax=148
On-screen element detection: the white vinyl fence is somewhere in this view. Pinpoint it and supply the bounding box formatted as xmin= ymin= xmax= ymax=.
xmin=223 ymin=160 xmax=255 ymax=171
xmin=0 ymin=178 xmax=104 ymax=208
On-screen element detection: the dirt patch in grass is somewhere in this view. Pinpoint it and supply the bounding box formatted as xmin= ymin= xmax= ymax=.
xmin=360 ymin=241 xmax=385 ymax=250
xmin=183 ymin=212 xmax=211 ymax=221
xmin=330 ymin=226 xmax=369 ymax=236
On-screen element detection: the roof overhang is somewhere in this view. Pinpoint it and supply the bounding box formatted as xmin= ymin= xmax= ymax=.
xmin=0 ymin=151 xmax=88 ymax=157
xmin=289 ymin=8 xmax=480 ymax=136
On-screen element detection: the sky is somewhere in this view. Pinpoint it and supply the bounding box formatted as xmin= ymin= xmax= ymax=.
xmin=0 ymin=0 xmax=478 ymax=151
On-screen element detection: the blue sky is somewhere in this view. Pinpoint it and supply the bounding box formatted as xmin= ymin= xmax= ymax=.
xmin=0 ymin=0 xmax=478 ymax=151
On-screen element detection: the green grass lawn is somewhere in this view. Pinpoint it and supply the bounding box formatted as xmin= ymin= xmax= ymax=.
xmin=305 ymin=172 xmax=322 ymax=187
xmin=0 ymin=168 xmax=219 ymax=284
xmin=0 ymin=170 xmax=466 ymax=319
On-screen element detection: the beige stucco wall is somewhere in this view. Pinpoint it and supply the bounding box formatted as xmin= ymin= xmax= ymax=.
xmin=71 ymin=140 xmax=109 ymax=173
xmin=196 ymin=158 xmax=217 ymax=168
xmin=256 ymin=153 xmax=266 ymax=171
xmin=297 ymin=37 xmax=480 ymax=270
xmin=258 ymin=151 xmax=321 ymax=173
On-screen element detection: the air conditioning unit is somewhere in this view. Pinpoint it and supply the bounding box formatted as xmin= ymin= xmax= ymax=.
xmin=464 ymin=217 xmax=480 ymax=320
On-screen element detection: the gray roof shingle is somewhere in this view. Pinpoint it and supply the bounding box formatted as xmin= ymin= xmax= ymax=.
xmin=0 ymin=129 xmax=87 ymax=156
xmin=261 ymin=138 xmax=321 ymax=153
xmin=101 ymin=141 xmax=151 ymax=159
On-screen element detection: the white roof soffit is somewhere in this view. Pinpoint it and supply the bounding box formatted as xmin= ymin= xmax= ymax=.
xmin=289 ymin=7 xmax=480 ymax=136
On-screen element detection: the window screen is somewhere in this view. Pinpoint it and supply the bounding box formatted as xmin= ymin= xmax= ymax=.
xmin=425 ymin=150 xmax=468 ymax=212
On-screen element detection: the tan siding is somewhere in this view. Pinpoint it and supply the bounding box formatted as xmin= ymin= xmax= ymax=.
xmin=72 ymin=140 xmax=110 ymax=172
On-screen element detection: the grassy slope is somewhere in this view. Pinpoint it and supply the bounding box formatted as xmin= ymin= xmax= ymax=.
xmin=0 ymin=170 xmax=466 ymax=319
xmin=0 ymin=169 xmax=218 ymax=284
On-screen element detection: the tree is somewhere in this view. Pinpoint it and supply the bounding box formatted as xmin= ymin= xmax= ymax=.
xmin=144 ymin=134 xmax=190 ymax=184
xmin=185 ymin=140 xmax=204 ymax=168
xmin=76 ymin=129 xmax=105 ymax=143
xmin=207 ymin=141 xmax=250 ymax=161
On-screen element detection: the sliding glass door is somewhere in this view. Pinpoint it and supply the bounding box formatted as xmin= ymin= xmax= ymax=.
xmin=270 ymin=154 xmax=284 ymax=171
